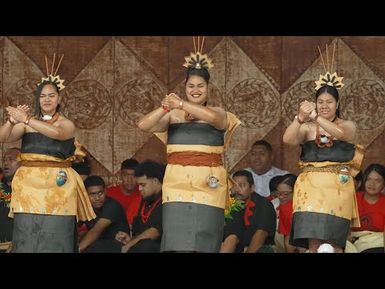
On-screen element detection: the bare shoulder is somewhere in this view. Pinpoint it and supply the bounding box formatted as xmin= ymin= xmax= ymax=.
xmin=338 ymin=119 xmax=356 ymax=128
xmin=210 ymin=106 xmax=227 ymax=118
xmin=337 ymin=119 xmax=356 ymax=142
xmin=209 ymin=106 xmax=226 ymax=113
xmin=57 ymin=115 xmax=73 ymax=123
xmin=56 ymin=115 xmax=75 ymax=128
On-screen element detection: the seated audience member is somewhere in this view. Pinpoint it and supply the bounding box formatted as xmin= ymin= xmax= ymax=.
xmin=350 ymin=164 xmax=385 ymax=253
xmin=276 ymin=174 xmax=305 ymax=253
xmin=0 ymin=148 xmax=21 ymax=253
xmin=268 ymin=175 xmax=284 ymax=252
xmin=222 ymin=170 xmax=276 ymax=253
xmin=116 ymin=161 xmax=164 ymax=253
xmin=222 ymin=173 xmax=285 ymax=253
xmin=79 ymin=175 xmax=129 ymax=253
xmin=107 ymin=158 xmax=142 ymax=226
xmin=244 ymin=140 xmax=289 ymax=197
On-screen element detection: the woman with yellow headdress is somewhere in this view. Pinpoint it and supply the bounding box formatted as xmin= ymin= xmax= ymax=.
xmin=138 ymin=37 xmax=241 ymax=252
xmin=283 ymin=45 xmax=364 ymax=253
xmin=0 ymin=54 xmax=95 ymax=252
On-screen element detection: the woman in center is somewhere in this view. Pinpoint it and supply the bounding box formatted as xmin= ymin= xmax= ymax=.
xmin=138 ymin=45 xmax=240 ymax=252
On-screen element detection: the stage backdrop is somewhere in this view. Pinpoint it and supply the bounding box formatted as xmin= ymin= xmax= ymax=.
xmin=1 ymin=36 xmax=384 ymax=184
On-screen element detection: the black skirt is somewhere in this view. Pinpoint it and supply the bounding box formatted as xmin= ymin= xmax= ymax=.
xmin=161 ymin=202 xmax=224 ymax=252
xmin=289 ymin=211 xmax=351 ymax=249
xmin=12 ymin=213 xmax=76 ymax=253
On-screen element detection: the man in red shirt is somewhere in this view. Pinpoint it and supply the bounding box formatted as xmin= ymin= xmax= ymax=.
xmin=107 ymin=159 xmax=142 ymax=227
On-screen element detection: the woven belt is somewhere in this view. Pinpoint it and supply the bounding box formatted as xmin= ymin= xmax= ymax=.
xmin=0 ymin=241 xmax=11 ymax=251
xmin=167 ymin=151 xmax=223 ymax=167
xmin=301 ymin=165 xmax=350 ymax=174
xmin=21 ymin=160 xmax=72 ymax=168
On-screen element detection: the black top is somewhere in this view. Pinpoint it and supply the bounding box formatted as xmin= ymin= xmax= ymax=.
xmin=132 ymin=194 xmax=162 ymax=239
xmin=0 ymin=182 xmax=12 ymax=242
xmin=223 ymin=208 xmax=245 ymax=253
xmin=85 ymin=197 xmax=129 ymax=240
xmin=167 ymin=123 xmax=225 ymax=146
xmin=300 ymin=140 xmax=355 ymax=162
xmin=21 ymin=132 xmax=75 ymax=159
xmin=243 ymin=192 xmax=276 ymax=248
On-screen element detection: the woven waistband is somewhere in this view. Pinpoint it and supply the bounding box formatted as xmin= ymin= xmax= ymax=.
xmin=167 ymin=151 xmax=223 ymax=167
xmin=301 ymin=165 xmax=350 ymax=174
xmin=21 ymin=160 xmax=72 ymax=168
xmin=0 ymin=241 xmax=11 ymax=250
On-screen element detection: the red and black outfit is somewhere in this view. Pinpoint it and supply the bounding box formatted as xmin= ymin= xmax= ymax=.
xmin=243 ymin=192 xmax=277 ymax=252
xmin=107 ymin=185 xmax=142 ymax=225
xmin=223 ymin=192 xmax=277 ymax=253
xmin=128 ymin=193 xmax=162 ymax=252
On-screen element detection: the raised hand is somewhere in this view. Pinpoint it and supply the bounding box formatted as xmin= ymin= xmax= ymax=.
xmin=6 ymin=106 xmax=29 ymax=123
xmin=299 ymin=101 xmax=316 ymax=121
xmin=17 ymin=104 xmax=30 ymax=113
xmin=165 ymin=93 xmax=182 ymax=110
xmin=161 ymin=93 xmax=182 ymax=111
xmin=309 ymin=109 xmax=318 ymax=120
xmin=161 ymin=95 xmax=171 ymax=112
